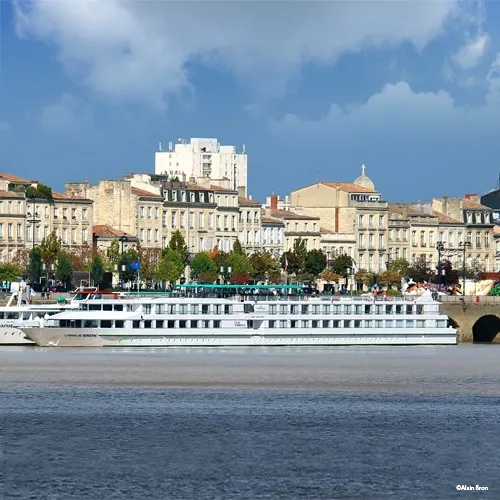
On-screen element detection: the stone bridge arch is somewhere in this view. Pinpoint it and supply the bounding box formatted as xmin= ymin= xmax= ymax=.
xmin=439 ymin=297 xmax=500 ymax=343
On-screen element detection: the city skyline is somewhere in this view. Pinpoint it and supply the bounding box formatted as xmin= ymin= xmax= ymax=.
xmin=1 ymin=1 xmax=500 ymax=202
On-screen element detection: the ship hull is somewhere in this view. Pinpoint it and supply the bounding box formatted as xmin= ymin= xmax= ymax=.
xmin=0 ymin=326 xmax=35 ymax=345
xmin=22 ymin=327 xmax=457 ymax=347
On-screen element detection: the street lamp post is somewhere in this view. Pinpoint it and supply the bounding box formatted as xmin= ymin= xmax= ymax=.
xmin=436 ymin=241 xmax=445 ymax=286
xmin=220 ymin=265 xmax=232 ymax=284
xmin=459 ymin=241 xmax=471 ymax=296
xmin=26 ymin=198 xmax=41 ymax=286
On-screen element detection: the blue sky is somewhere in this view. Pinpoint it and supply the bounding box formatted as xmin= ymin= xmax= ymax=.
xmin=1 ymin=0 xmax=500 ymax=203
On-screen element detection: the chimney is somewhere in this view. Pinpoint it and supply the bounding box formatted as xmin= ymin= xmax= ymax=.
xmin=465 ymin=193 xmax=480 ymax=202
xmin=270 ymin=194 xmax=278 ymax=210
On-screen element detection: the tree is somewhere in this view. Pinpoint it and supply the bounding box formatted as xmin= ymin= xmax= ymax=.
xmin=13 ymin=248 xmax=30 ymax=274
xmin=389 ymin=258 xmax=410 ymax=277
xmin=249 ymin=251 xmax=278 ymax=280
xmin=227 ymin=252 xmax=253 ymax=274
xmin=439 ymin=260 xmax=459 ymax=286
xmin=25 ymin=183 xmax=54 ymax=202
xmin=292 ymin=238 xmax=307 ymax=271
xmin=39 ymin=231 xmax=61 ymax=267
xmin=118 ymin=248 xmax=139 ymax=282
xmin=137 ymin=246 xmax=162 ymax=281
xmin=304 ymin=249 xmax=327 ymax=276
xmin=280 ymin=251 xmax=301 ymax=275
xmin=210 ymin=249 xmax=229 ymax=270
xmin=466 ymin=258 xmax=485 ymax=282
xmin=0 ymin=263 xmax=23 ymax=282
xmin=28 ymin=247 xmax=43 ymax=283
xmin=168 ymin=230 xmax=188 ymax=263
xmin=230 ymin=272 xmax=251 ymax=284
xmin=156 ymin=251 xmax=183 ymax=285
xmin=190 ymin=252 xmax=217 ymax=277
xmin=408 ymin=256 xmax=433 ymax=283
xmin=56 ymin=251 xmax=73 ymax=289
xmin=355 ymin=269 xmax=375 ymax=286
xmin=319 ymin=268 xmax=341 ymax=284
xmin=331 ymin=254 xmax=354 ymax=278
xmin=90 ymin=254 xmax=106 ymax=287
xmin=378 ymin=270 xmax=402 ymax=288
xmin=233 ymin=239 xmax=244 ymax=255
xmin=68 ymin=245 xmax=93 ymax=272
xmin=106 ymin=239 xmax=120 ymax=268
xmin=199 ymin=272 xmax=218 ymax=283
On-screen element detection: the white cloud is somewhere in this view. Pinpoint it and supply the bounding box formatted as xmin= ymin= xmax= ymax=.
xmin=452 ymin=33 xmax=489 ymax=69
xmin=13 ymin=0 xmax=460 ymax=109
xmin=39 ymin=93 xmax=93 ymax=135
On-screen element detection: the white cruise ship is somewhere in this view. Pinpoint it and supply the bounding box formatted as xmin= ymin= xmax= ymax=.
xmin=0 ymin=286 xmax=122 ymax=345
xmin=21 ymin=285 xmax=457 ymax=347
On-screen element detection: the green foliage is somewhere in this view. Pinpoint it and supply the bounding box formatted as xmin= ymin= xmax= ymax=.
xmin=56 ymin=251 xmax=73 ymax=288
xmin=249 ymin=251 xmax=279 ymax=279
xmin=90 ymin=254 xmax=106 ymax=287
xmin=233 ymin=239 xmax=244 ymax=255
xmin=168 ymin=230 xmax=188 ymax=263
xmin=28 ymin=247 xmax=43 ymax=282
xmin=304 ymin=249 xmax=327 ymax=276
xmin=211 ymin=250 xmax=229 ymax=269
xmin=488 ymin=284 xmax=500 ymax=296
xmin=39 ymin=231 xmax=61 ymax=266
xmin=106 ymin=239 xmax=120 ymax=267
xmin=408 ymin=257 xmax=433 ymax=283
xmin=0 ymin=263 xmax=23 ymax=282
xmin=156 ymin=250 xmax=184 ymax=284
xmin=292 ymin=238 xmax=307 ymax=271
xmin=227 ymin=252 xmax=253 ymax=274
xmin=355 ymin=269 xmax=376 ymax=286
xmin=389 ymin=258 xmax=410 ymax=277
xmin=118 ymin=248 xmax=139 ymax=282
xmin=280 ymin=251 xmax=301 ymax=275
xmin=331 ymin=254 xmax=354 ymax=278
xmin=25 ymin=183 xmax=54 ymax=202
xmin=378 ymin=270 xmax=402 ymax=288
xmin=190 ymin=252 xmax=217 ymax=277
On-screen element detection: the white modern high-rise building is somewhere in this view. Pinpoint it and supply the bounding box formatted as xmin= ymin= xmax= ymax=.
xmin=155 ymin=138 xmax=248 ymax=196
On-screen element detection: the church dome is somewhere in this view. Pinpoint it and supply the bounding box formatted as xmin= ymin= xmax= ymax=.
xmin=353 ymin=164 xmax=375 ymax=191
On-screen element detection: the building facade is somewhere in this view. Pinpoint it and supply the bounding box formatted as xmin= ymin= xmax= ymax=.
xmin=154 ymin=138 xmax=248 ymax=196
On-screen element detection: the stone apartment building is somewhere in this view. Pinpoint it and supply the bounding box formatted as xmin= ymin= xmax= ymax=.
xmin=0 ymin=173 xmax=93 ymax=264
xmin=289 ymin=166 xmax=388 ymax=273
xmin=238 ymin=196 xmax=263 ymax=253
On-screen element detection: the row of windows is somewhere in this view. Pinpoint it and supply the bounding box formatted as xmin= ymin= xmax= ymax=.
xmin=359 ymin=214 xmax=385 ymax=229
xmin=0 ymin=224 xmax=88 ymax=245
xmin=0 ymin=201 xmax=88 ymax=220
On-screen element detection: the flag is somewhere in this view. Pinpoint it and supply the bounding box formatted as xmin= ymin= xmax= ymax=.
xmin=284 ymin=255 xmax=288 ymax=270
xmin=351 ymin=260 xmax=358 ymax=274
xmin=129 ymin=261 xmax=141 ymax=271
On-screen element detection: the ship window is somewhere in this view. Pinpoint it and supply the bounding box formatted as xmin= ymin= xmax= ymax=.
xmin=323 ymin=305 xmax=330 ymax=314
xmin=386 ymin=320 xmax=393 ymax=328
xmin=103 ymin=304 xmax=112 ymax=311
xmin=60 ymin=320 xmax=68 ymax=328
xmin=406 ymin=320 xmax=414 ymax=328
xmin=333 ymin=320 xmax=340 ymax=328
xmin=375 ymin=320 xmax=383 ymax=328
xmin=213 ymin=320 xmax=221 ymax=328
xmin=202 ymin=304 xmax=210 ymax=314
xmin=395 ymin=305 xmax=403 ymax=315
xmin=312 ymin=320 xmax=319 ymax=328
xmin=213 ymin=305 xmax=222 ymax=315
xmin=179 ymin=320 xmax=187 ymax=328
xmin=355 ymin=305 xmax=363 ymax=314
xmin=156 ymin=305 xmax=165 ymax=314
xmin=247 ymin=320 xmax=254 ymax=328
xmin=344 ymin=305 xmax=351 ymax=314
xmin=0 ymin=312 xmax=3 ymax=319
xmin=354 ymin=320 xmax=361 ymax=328
xmin=269 ymin=320 xmax=276 ymax=328
xmin=365 ymin=305 xmax=372 ymax=314
xmin=144 ymin=320 xmax=152 ymax=328
xmin=416 ymin=320 xmax=425 ymax=328
xmin=437 ymin=320 xmax=447 ymax=328
xmin=269 ymin=305 xmax=277 ymax=315
xmin=416 ymin=305 xmax=424 ymax=315
xmin=7 ymin=312 xmax=17 ymax=319
xmin=144 ymin=304 xmax=152 ymax=314
xmin=343 ymin=320 xmax=350 ymax=328
xmin=279 ymin=305 xmax=287 ymax=314
xmin=115 ymin=320 xmax=124 ymax=328
xmin=312 ymin=305 xmax=320 ymax=315
xmin=179 ymin=305 xmax=188 ymax=314
xmin=133 ymin=320 xmax=141 ymax=329
xmin=167 ymin=305 xmax=176 ymax=314
xmin=375 ymin=305 xmax=383 ymax=314
xmin=191 ymin=305 xmax=199 ymax=314
xmin=244 ymin=304 xmax=254 ymax=313
xmin=322 ymin=320 xmax=330 ymax=328
xmin=334 ymin=305 xmax=341 ymax=314
xmin=156 ymin=320 xmax=164 ymax=328
xmin=74 ymin=320 xmax=82 ymax=328
xmin=406 ymin=305 xmax=413 ymax=314
xmin=114 ymin=304 xmax=124 ymax=312
xmin=202 ymin=320 xmax=210 ymax=328
xmin=81 ymin=304 xmax=88 ymax=311
xmin=84 ymin=320 xmax=98 ymax=328
xmin=191 ymin=320 xmax=198 ymax=328
xmin=396 ymin=320 xmax=404 ymax=328
xmin=301 ymin=320 xmax=308 ymax=328
xmin=89 ymin=304 xmax=101 ymax=311
xmin=290 ymin=320 xmax=297 ymax=328
xmin=365 ymin=320 xmax=372 ymax=328
xmin=385 ymin=305 xmax=393 ymax=314
xmin=101 ymin=320 xmax=112 ymax=328
xmin=280 ymin=320 xmax=287 ymax=328
xmin=291 ymin=305 xmax=298 ymax=314
xmin=168 ymin=320 xmax=175 ymax=328
xmin=224 ymin=305 xmax=232 ymax=314
xmin=301 ymin=305 xmax=309 ymax=314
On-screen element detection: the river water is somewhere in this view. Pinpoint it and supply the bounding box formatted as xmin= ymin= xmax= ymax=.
xmin=1 ymin=345 xmax=499 ymax=499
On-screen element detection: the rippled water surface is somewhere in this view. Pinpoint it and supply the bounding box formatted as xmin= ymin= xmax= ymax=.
xmin=1 ymin=346 xmax=499 ymax=499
